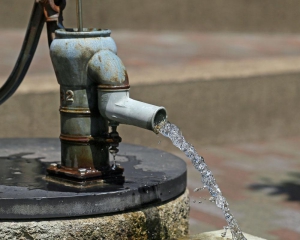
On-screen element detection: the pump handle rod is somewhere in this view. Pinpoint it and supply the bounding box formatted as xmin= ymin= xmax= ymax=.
xmin=0 ymin=1 xmax=45 ymax=105
xmin=76 ymin=0 xmax=83 ymax=31
xmin=0 ymin=0 xmax=66 ymax=105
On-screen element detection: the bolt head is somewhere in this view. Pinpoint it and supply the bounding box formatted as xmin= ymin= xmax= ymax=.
xmin=78 ymin=168 xmax=87 ymax=175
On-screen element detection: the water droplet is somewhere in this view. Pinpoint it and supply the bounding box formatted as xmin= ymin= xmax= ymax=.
xmin=221 ymin=226 xmax=229 ymax=238
xmin=216 ymin=195 xmax=226 ymax=209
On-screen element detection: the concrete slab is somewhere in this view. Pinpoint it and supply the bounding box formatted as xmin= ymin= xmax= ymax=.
xmin=0 ymin=190 xmax=189 ymax=240
xmin=3 ymin=0 xmax=300 ymax=33
xmin=183 ymin=230 xmax=266 ymax=240
xmin=2 ymin=31 xmax=300 ymax=146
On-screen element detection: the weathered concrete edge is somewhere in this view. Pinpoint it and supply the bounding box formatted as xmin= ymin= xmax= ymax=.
xmin=4 ymin=56 xmax=300 ymax=94
xmin=0 ymin=189 xmax=189 ymax=240
xmin=122 ymin=70 xmax=300 ymax=147
xmin=2 ymin=71 xmax=300 ymax=148
xmin=3 ymin=0 xmax=300 ymax=33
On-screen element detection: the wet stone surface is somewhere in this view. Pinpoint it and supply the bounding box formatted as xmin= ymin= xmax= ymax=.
xmin=0 ymin=138 xmax=186 ymax=219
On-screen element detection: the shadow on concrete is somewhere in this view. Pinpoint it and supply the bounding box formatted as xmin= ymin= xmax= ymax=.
xmin=248 ymin=172 xmax=300 ymax=202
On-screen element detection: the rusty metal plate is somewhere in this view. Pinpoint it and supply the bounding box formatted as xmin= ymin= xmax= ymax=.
xmin=0 ymin=138 xmax=186 ymax=219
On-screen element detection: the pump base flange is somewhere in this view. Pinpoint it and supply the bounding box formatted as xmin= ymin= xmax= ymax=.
xmin=0 ymin=138 xmax=187 ymax=219
xmin=46 ymin=164 xmax=124 ymax=184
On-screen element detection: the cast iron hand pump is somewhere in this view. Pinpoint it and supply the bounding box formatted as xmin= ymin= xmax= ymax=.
xmin=0 ymin=0 xmax=167 ymax=184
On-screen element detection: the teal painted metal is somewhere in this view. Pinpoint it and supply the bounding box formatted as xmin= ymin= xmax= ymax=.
xmin=50 ymin=29 xmax=112 ymax=173
xmin=0 ymin=0 xmax=167 ymax=182
xmin=50 ymin=29 xmax=167 ymax=180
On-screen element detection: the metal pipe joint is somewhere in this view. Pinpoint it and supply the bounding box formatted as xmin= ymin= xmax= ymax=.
xmin=87 ymin=49 xmax=167 ymax=131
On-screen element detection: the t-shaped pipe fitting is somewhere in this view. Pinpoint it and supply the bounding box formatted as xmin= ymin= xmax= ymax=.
xmin=87 ymin=49 xmax=167 ymax=131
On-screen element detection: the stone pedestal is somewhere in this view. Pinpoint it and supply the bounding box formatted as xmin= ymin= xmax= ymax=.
xmin=0 ymin=190 xmax=189 ymax=240
xmin=0 ymin=139 xmax=189 ymax=239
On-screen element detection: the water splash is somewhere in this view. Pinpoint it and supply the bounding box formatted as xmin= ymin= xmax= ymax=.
xmin=111 ymin=152 xmax=117 ymax=170
xmin=157 ymin=121 xmax=247 ymax=240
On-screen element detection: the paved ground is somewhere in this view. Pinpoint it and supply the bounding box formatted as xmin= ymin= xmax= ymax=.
xmin=1 ymin=30 xmax=300 ymax=239
xmin=167 ymin=135 xmax=300 ymax=240
xmin=3 ymin=30 xmax=300 ymax=91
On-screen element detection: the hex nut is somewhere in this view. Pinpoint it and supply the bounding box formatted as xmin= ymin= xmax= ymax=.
xmin=78 ymin=168 xmax=87 ymax=175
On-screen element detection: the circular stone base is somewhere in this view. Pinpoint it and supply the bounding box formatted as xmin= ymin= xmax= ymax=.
xmin=0 ymin=139 xmax=186 ymax=219
xmin=0 ymin=190 xmax=189 ymax=240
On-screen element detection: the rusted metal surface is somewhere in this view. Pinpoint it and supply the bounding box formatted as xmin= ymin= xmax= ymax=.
xmin=45 ymin=173 xmax=124 ymax=188
xmin=60 ymin=134 xmax=95 ymax=143
xmin=59 ymin=107 xmax=92 ymax=115
xmin=47 ymin=163 xmax=124 ymax=181
xmin=38 ymin=0 xmax=66 ymax=24
xmin=59 ymin=133 xmax=121 ymax=144
xmin=52 ymin=137 xmax=124 ymax=181
xmin=98 ymin=84 xmax=131 ymax=90
xmin=41 ymin=0 xmax=66 ymax=46
xmin=39 ymin=0 xmax=60 ymax=22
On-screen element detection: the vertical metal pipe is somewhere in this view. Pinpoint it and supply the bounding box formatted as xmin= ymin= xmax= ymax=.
xmin=76 ymin=0 xmax=83 ymax=32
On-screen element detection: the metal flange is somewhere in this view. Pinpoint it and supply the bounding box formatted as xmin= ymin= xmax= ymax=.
xmin=0 ymin=138 xmax=187 ymax=219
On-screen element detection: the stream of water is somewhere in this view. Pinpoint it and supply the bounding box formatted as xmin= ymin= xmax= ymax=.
xmin=157 ymin=121 xmax=247 ymax=240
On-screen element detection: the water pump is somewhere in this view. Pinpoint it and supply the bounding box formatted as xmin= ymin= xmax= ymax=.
xmin=0 ymin=4 xmax=188 ymax=236
xmin=0 ymin=0 xmax=166 ymax=184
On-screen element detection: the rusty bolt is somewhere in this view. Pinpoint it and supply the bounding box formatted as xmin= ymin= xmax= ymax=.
xmin=78 ymin=168 xmax=87 ymax=175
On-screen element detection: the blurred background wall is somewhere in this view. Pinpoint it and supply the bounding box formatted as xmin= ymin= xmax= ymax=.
xmin=2 ymin=0 xmax=300 ymax=33
xmin=1 ymin=0 xmax=300 ymax=149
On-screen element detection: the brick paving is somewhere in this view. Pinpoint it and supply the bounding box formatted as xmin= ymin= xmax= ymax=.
xmin=113 ymin=31 xmax=300 ymax=68
xmin=3 ymin=30 xmax=300 ymax=87
xmin=168 ymin=136 xmax=300 ymax=239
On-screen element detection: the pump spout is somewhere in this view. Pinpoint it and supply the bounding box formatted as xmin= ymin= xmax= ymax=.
xmin=99 ymin=90 xmax=167 ymax=131
xmin=88 ymin=49 xmax=167 ymax=132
